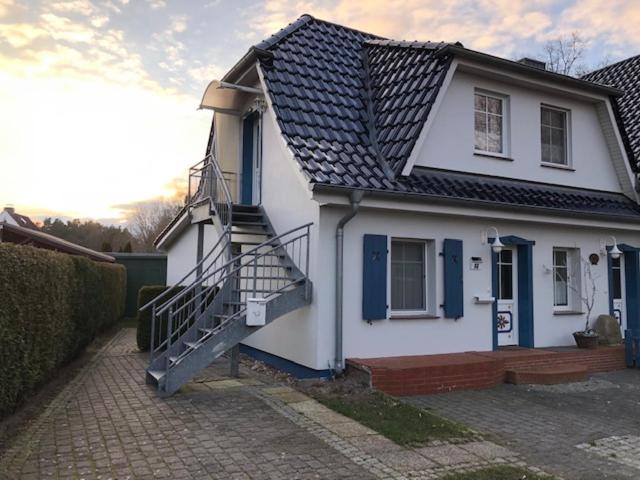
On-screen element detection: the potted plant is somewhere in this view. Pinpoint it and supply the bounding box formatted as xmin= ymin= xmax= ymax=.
xmin=568 ymin=256 xmax=599 ymax=349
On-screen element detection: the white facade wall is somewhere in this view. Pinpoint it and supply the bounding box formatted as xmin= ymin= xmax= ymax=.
xmin=239 ymin=106 xmax=322 ymax=369
xmin=165 ymin=223 xmax=218 ymax=285
xmin=317 ymin=205 xmax=640 ymax=364
xmin=415 ymin=70 xmax=623 ymax=193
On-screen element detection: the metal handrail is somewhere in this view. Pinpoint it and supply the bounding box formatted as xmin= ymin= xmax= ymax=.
xmin=162 ymin=223 xmax=312 ymax=308
xmin=160 ymin=223 xmax=312 ymax=362
xmin=140 ymin=231 xmax=228 ymax=312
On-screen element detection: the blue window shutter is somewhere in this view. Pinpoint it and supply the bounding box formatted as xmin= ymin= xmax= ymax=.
xmin=443 ymin=239 xmax=463 ymax=319
xmin=363 ymin=234 xmax=387 ymax=320
xmin=624 ymin=251 xmax=640 ymax=332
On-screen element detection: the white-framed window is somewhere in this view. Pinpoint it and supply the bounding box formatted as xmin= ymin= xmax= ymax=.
xmin=552 ymin=248 xmax=580 ymax=311
xmin=541 ymin=105 xmax=570 ymax=166
xmin=497 ymin=249 xmax=514 ymax=300
xmin=391 ymin=239 xmax=427 ymax=312
xmin=612 ymin=256 xmax=622 ymax=300
xmin=474 ymin=90 xmax=509 ymax=156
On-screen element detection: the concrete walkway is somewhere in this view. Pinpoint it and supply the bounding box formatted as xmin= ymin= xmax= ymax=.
xmin=408 ymin=372 xmax=640 ymax=480
xmin=0 ymin=329 xmax=540 ymax=479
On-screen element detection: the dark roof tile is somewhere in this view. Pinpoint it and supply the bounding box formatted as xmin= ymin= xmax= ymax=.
xmin=253 ymin=15 xmax=640 ymax=220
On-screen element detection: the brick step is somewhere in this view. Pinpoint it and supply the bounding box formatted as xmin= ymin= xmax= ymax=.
xmin=505 ymin=364 xmax=589 ymax=385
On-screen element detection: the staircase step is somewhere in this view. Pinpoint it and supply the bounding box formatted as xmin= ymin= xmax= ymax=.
xmin=232 ymin=230 xmax=272 ymax=236
xmin=147 ymin=369 xmax=166 ymax=382
xmin=168 ymin=356 xmax=178 ymax=364
xmin=233 ymin=241 xmax=278 ymax=246
xmin=232 ymin=221 xmax=268 ymax=228
xmin=198 ymin=327 xmax=215 ymax=335
xmin=238 ymin=275 xmax=294 ymax=280
xmin=184 ymin=341 xmax=200 ymax=350
xmin=506 ymin=364 xmax=588 ymax=385
xmin=232 ymin=211 xmax=263 ymax=219
xmin=232 ymin=204 xmax=260 ymax=212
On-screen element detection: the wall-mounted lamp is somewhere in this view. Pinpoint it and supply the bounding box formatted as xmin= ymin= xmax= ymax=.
xmin=608 ymin=236 xmax=622 ymax=259
xmin=482 ymin=227 xmax=504 ymax=253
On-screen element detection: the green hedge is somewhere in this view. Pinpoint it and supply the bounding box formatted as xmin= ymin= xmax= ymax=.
xmin=0 ymin=244 xmax=126 ymax=417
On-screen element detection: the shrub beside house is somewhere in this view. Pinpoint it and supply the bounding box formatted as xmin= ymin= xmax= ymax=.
xmin=0 ymin=243 xmax=126 ymax=417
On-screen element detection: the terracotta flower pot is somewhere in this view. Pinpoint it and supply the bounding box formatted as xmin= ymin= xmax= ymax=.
xmin=573 ymin=332 xmax=599 ymax=349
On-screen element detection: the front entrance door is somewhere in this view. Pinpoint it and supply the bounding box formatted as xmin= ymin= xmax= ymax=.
xmin=612 ymin=256 xmax=626 ymax=331
xmin=241 ymin=112 xmax=261 ymax=205
xmin=497 ymin=248 xmax=518 ymax=346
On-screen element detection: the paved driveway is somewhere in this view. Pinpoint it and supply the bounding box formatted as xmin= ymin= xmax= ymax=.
xmin=0 ymin=329 xmax=373 ymax=480
xmin=408 ymin=371 xmax=640 ymax=480
xmin=0 ymin=328 xmax=543 ymax=480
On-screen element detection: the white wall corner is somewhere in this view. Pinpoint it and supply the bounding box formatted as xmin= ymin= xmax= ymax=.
xmin=598 ymin=100 xmax=638 ymax=202
xmin=400 ymin=59 xmax=459 ymax=177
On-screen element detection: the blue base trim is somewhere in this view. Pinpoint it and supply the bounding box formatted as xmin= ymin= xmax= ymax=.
xmin=239 ymin=344 xmax=333 ymax=379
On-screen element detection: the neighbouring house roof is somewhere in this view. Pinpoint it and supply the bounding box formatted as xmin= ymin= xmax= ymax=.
xmin=0 ymin=206 xmax=38 ymax=230
xmin=0 ymin=222 xmax=115 ymax=262
xmin=582 ymin=55 xmax=640 ymax=171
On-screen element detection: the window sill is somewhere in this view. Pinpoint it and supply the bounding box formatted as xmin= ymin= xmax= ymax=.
xmin=553 ymin=310 xmax=584 ymax=316
xmin=473 ymin=151 xmax=513 ymax=161
xmin=541 ymin=162 xmax=575 ymax=171
xmin=390 ymin=313 xmax=440 ymax=320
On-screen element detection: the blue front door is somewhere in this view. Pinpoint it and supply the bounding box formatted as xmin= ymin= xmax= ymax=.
xmin=241 ymin=113 xmax=258 ymax=205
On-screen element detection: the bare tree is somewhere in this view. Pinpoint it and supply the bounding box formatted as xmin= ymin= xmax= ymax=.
xmin=556 ymin=256 xmax=600 ymax=332
xmin=127 ymin=199 xmax=183 ymax=252
xmin=543 ymin=33 xmax=588 ymax=76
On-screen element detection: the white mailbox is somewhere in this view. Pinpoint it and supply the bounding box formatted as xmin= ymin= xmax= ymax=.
xmin=246 ymin=298 xmax=267 ymax=326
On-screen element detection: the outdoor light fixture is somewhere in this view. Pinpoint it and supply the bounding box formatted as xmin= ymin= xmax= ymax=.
xmin=483 ymin=227 xmax=504 ymax=253
xmin=608 ymin=236 xmax=622 ymax=259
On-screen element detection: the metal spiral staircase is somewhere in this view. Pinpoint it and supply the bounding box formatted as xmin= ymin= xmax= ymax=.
xmin=142 ymin=153 xmax=312 ymax=396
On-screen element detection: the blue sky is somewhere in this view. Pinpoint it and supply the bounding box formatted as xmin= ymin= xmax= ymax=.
xmin=1 ymin=0 xmax=639 ymax=223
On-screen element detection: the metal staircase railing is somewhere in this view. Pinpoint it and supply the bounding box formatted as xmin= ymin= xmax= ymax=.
xmin=141 ymin=151 xmax=234 ymax=354
xmin=141 ymin=231 xmax=231 ymax=359
xmin=143 ymin=147 xmax=313 ymax=395
xmin=188 ymin=152 xmax=233 ymax=241
xmin=164 ymin=222 xmax=312 ymax=368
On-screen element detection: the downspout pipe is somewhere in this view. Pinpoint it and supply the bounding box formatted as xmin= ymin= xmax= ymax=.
xmin=335 ymin=189 xmax=365 ymax=375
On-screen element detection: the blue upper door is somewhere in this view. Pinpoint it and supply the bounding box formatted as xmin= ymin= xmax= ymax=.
xmin=241 ymin=112 xmax=260 ymax=205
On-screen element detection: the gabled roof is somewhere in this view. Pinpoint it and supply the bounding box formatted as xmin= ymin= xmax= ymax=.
xmin=1 ymin=207 xmax=38 ymax=230
xmin=256 ymin=15 xmax=628 ymax=195
xmin=582 ymin=55 xmax=640 ymax=170
xmin=257 ymin=14 xmax=455 ymax=186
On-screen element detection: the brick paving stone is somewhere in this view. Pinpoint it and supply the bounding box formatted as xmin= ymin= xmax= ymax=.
xmin=408 ymin=371 xmax=640 ymax=479
xmin=0 ymin=328 xmax=546 ymax=480
xmin=0 ymin=329 xmax=375 ymax=480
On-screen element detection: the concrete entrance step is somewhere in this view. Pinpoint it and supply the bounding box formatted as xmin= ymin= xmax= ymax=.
xmin=506 ymin=364 xmax=589 ymax=385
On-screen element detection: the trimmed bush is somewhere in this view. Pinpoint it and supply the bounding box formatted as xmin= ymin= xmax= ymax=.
xmin=0 ymin=244 xmax=125 ymax=417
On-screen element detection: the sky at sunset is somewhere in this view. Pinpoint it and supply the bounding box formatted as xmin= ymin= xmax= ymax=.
xmin=1 ymin=0 xmax=640 ymax=224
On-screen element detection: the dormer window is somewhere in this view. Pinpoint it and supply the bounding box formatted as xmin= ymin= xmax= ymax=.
xmin=474 ymin=90 xmax=508 ymax=156
xmin=541 ymin=105 xmax=570 ymax=166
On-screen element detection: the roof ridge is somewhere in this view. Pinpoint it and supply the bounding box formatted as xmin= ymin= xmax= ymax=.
xmin=254 ymin=14 xmax=386 ymax=52
xmin=364 ymin=39 xmax=459 ymax=50
xmin=360 ymin=48 xmax=396 ymax=180
xmin=254 ymin=14 xmax=315 ymax=50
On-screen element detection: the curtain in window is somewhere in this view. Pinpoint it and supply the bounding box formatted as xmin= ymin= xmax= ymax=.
xmin=391 ymin=241 xmax=425 ymax=310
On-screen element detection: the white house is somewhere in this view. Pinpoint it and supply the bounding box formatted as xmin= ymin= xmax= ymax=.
xmin=147 ymin=15 xmax=640 ymax=394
